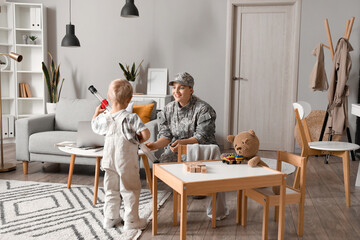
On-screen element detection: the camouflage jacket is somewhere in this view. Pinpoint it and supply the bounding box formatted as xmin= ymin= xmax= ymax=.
xmin=157 ymin=95 xmax=217 ymax=162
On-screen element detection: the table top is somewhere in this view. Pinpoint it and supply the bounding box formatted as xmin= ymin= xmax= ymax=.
xmin=58 ymin=146 xmax=147 ymax=157
xmin=158 ymin=161 xmax=279 ymax=183
xmin=309 ymin=141 xmax=359 ymax=151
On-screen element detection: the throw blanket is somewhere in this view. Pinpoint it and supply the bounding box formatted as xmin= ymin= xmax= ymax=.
xmin=185 ymin=144 xmax=228 ymax=220
xmin=186 ymin=144 xmax=221 ymax=161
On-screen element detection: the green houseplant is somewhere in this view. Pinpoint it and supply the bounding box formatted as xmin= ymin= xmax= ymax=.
xmin=42 ymin=52 xmax=65 ymax=103
xmin=119 ymin=59 xmax=144 ymax=82
xmin=28 ymin=35 xmax=37 ymax=44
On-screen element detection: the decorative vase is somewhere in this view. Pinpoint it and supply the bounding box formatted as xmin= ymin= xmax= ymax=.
xmin=22 ymin=35 xmax=28 ymax=44
xmin=129 ymin=80 xmax=136 ymax=92
xmin=46 ymin=102 xmax=57 ymax=114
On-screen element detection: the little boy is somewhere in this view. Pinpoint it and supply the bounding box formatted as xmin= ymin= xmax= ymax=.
xmin=92 ymin=79 xmax=150 ymax=229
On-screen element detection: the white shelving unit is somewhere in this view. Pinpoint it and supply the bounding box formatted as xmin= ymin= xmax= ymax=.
xmin=132 ymin=94 xmax=172 ymax=110
xmin=0 ymin=2 xmax=46 ymax=141
xmin=14 ymin=3 xmax=46 ymax=118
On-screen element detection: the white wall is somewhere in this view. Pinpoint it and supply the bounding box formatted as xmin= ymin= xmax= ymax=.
xmin=5 ymin=0 xmax=360 ymax=147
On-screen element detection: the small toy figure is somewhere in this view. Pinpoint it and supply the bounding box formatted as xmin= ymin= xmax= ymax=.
xmin=222 ymin=154 xmax=244 ymax=164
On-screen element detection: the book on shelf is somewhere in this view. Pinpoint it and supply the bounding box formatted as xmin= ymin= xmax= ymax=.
xmin=24 ymin=83 xmax=32 ymax=97
xmin=19 ymin=83 xmax=23 ymax=97
xmin=18 ymin=83 xmax=33 ymax=98
xmin=22 ymin=83 xmax=27 ymax=97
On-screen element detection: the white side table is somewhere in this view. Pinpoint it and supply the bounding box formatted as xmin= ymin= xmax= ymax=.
xmin=351 ymin=104 xmax=360 ymax=186
xmin=58 ymin=147 xmax=153 ymax=204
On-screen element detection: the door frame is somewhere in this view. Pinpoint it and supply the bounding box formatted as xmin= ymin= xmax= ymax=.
xmin=223 ymin=0 xmax=302 ymax=150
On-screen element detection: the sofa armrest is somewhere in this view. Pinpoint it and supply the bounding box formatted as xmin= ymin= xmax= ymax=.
xmin=16 ymin=114 xmax=55 ymax=161
xmin=144 ymin=119 xmax=158 ymax=143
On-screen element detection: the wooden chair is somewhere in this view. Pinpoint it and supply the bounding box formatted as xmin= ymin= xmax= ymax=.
xmin=172 ymin=145 xmax=217 ymax=228
xmin=241 ymin=151 xmax=307 ymax=240
xmin=293 ymin=101 xmax=359 ymax=207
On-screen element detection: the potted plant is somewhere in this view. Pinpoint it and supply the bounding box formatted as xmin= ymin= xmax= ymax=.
xmin=42 ymin=52 xmax=65 ymax=113
xmin=28 ymin=35 xmax=37 ymax=44
xmin=119 ymin=60 xmax=143 ymax=91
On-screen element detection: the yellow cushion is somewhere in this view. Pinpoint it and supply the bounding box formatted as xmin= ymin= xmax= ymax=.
xmin=133 ymin=104 xmax=154 ymax=123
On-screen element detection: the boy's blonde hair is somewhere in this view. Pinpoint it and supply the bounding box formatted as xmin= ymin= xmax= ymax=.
xmin=107 ymin=79 xmax=133 ymax=104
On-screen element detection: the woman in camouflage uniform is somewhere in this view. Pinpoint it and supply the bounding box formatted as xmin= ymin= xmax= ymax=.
xmin=146 ymin=72 xmax=217 ymax=162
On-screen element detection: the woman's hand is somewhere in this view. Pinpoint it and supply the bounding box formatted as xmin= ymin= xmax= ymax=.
xmin=170 ymin=139 xmax=185 ymax=152
xmin=145 ymin=142 xmax=158 ymax=150
xmin=170 ymin=137 xmax=199 ymax=153
xmin=92 ymin=105 xmax=105 ymax=119
xmin=146 ymin=138 xmax=171 ymax=151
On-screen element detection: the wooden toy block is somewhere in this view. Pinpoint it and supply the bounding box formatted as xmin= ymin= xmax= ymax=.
xmin=183 ymin=162 xmax=207 ymax=173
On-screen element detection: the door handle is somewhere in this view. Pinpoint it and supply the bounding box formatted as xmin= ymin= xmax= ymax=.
xmin=232 ymin=76 xmax=247 ymax=81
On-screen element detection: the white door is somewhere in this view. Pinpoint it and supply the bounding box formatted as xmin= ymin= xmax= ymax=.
xmin=228 ymin=2 xmax=300 ymax=151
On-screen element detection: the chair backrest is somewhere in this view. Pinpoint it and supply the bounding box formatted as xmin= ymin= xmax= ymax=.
xmin=276 ymin=150 xmax=307 ymax=192
xmin=177 ymin=145 xmax=187 ymax=162
xmin=293 ymin=102 xmax=312 ymax=156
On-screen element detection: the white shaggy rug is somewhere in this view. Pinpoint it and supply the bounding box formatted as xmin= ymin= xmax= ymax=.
xmin=0 ymin=180 xmax=170 ymax=240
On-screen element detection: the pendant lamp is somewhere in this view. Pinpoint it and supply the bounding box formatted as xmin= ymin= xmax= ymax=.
xmin=121 ymin=0 xmax=139 ymax=18
xmin=61 ymin=0 xmax=80 ymax=47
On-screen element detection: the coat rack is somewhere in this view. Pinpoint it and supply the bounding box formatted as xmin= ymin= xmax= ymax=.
xmin=319 ymin=17 xmax=356 ymax=163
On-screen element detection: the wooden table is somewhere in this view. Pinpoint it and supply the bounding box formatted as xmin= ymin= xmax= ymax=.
xmin=58 ymin=147 xmax=153 ymax=205
xmin=152 ymin=160 xmax=287 ymax=240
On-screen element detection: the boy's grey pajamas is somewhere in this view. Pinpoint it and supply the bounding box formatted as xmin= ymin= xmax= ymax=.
xmin=92 ymin=110 xmax=146 ymax=222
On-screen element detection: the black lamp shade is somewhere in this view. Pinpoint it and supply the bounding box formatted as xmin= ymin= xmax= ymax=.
xmin=61 ymin=24 xmax=80 ymax=47
xmin=121 ymin=0 xmax=139 ymax=17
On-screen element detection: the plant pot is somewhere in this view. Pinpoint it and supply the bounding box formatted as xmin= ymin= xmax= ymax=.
xmin=30 ymin=40 xmax=36 ymax=45
xmin=46 ymin=102 xmax=57 ymax=114
xmin=129 ymin=80 xmax=137 ymax=92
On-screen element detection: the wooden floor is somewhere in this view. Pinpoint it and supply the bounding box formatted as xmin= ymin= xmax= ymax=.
xmin=1 ymin=143 xmax=360 ymax=239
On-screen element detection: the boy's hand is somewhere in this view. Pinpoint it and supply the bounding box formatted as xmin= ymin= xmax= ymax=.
xmin=92 ymin=105 xmax=105 ymax=119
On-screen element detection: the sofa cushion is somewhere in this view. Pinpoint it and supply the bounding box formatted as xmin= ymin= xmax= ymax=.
xmin=133 ymin=104 xmax=154 ymax=123
xmin=131 ymin=100 xmax=157 ymax=120
xmin=29 ymin=131 xmax=77 ymax=155
xmin=55 ymin=98 xmax=99 ymax=131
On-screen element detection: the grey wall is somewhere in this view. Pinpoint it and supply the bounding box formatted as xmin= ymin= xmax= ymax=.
xmin=6 ymin=0 xmax=360 ymax=147
xmin=299 ymin=0 xmax=360 ymax=143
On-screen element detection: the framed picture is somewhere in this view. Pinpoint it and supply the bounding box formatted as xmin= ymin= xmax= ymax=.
xmin=147 ymin=68 xmax=168 ymax=95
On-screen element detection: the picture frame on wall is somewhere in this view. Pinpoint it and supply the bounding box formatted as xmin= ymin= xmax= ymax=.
xmin=147 ymin=68 xmax=168 ymax=95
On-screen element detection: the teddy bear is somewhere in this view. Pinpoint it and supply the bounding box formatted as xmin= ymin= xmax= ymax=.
xmin=224 ymin=129 xmax=268 ymax=168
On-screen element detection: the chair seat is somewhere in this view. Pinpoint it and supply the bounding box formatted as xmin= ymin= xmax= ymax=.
xmin=309 ymin=141 xmax=359 ymax=151
xmin=254 ymin=186 xmax=298 ymax=196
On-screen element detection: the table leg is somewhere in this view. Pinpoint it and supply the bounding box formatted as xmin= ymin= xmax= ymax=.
xmin=152 ymin=174 xmax=158 ymax=236
xmin=342 ymin=151 xmax=351 ymax=207
xmin=180 ymin=191 xmax=187 ymax=240
xmin=67 ymin=154 xmax=76 ymax=189
xmin=236 ymin=190 xmax=242 ymax=224
xmin=212 ymin=193 xmax=216 ymax=228
xmin=173 ymin=190 xmax=178 ymax=226
xmin=141 ymin=155 xmax=152 ymax=194
xmin=93 ymin=157 xmax=101 ymax=205
xmin=278 ymin=175 xmax=286 ymax=240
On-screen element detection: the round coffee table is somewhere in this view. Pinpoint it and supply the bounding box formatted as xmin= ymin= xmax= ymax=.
xmin=58 ymin=146 xmax=153 ymax=205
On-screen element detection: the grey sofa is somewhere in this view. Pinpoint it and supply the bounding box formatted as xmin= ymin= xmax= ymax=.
xmin=16 ymin=98 xmax=159 ymax=174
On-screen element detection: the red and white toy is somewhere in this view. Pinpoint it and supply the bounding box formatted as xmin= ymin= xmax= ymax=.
xmin=88 ymin=85 xmax=111 ymax=111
